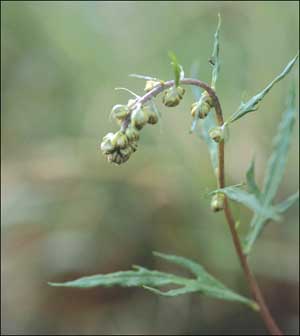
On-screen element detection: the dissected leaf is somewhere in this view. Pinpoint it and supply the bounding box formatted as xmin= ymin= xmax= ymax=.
xmin=153 ymin=251 xmax=212 ymax=280
xmin=190 ymin=62 xmax=203 ymax=100
xmin=243 ymin=83 xmax=297 ymax=254
xmin=212 ymin=186 xmax=280 ymax=220
xmin=49 ymin=268 xmax=181 ymax=289
xmin=129 ymin=74 xmax=161 ymax=81
xmin=189 ymin=64 xmax=218 ymax=174
xmin=115 ymin=87 xmax=140 ymax=98
xmin=229 ymin=53 xmax=298 ymax=123
xmin=275 ymin=191 xmax=299 ymax=213
xmin=49 ymin=251 xmax=257 ymax=309
xmin=201 ymin=113 xmax=219 ymax=175
xmin=261 ymin=84 xmax=297 ymax=204
xmin=246 ymin=158 xmax=261 ymax=199
xmin=210 ymin=13 xmax=221 ymax=89
xmin=143 ymin=284 xmax=200 ymax=297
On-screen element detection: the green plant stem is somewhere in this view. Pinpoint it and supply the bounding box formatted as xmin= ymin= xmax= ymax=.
xmin=132 ymin=78 xmax=283 ymax=335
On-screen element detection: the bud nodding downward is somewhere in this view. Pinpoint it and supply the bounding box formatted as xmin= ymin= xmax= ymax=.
xmin=211 ymin=193 xmax=225 ymax=212
xmin=162 ymin=86 xmax=185 ymax=107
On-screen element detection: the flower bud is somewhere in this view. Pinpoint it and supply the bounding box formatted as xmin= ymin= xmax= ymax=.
xmin=190 ymin=101 xmax=211 ymax=119
xmin=144 ymin=80 xmax=160 ymax=92
xmin=131 ymin=106 xmax=148 ymax=130
xmin=142 ymin=104 xmax=159 ymax=125
xmin=111 ymin=104 xmax=129 ymax=120
xmin=125 ymin=124 xmax=140 ymax=142
xmin=111 ymin=131 xmax=128 ymax=149
xmin=209 ymin=127 xmax=223 ymax=143
xmin=100 ymin=132 xmax=115 ymax=154
xmin=162 ymin=86 xmax=185 ymax=107
xmin=203 ymin=91 xmax=214 ymax=107
xmin=127 ymin=99 xmax=137 ymax=109
xmin=129 ymin=141 xmax=138 ymax=152
xmin=210 ymin=193 xmax=225 ymax=212
xmin=107 ymin=148 xmax=131 ymax=165
xmin=177 ymin=86 xmax=185 ymax=99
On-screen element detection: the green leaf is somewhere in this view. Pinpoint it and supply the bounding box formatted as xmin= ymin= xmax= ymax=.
xmin=168 ymin=51 xmax=184 ymax=87
xmin=246 ymin=158 xmax=261 ymax=199
xmin=49 ymin=251 xmax=258 ymax=310
xmin=190 ymin=64 xmax=218 ymax=175
xmin=129 ymin=74 xmax=161 ymax=81
xmin=275 ymin=191 xmax=299 ymax=213
xmin=115 ymin=87 xmax=140 ymax=98
xmin=190 ymin=61 xmax=203 ymax=100
xmin=243 ymin=83 xmax=297 ymax=254
xmin=49 ymin=268 xmax=181 ymax=288
xmin=143 ymin=284 xmax=200 ymax=297
xmin=210 ymin=13 xmax=221 ymax=89
xmin=229 ymin=53 xmax=298 ymax=123
xmin=201 ymin=112 xmax=218 ymax=175
xmin=153 ymin=251 xmax=210 ymax=279
xmin=213 ymin=186 xmax=280 ymax=221
xmin=261 ymin=83 xmax=297 ymax=204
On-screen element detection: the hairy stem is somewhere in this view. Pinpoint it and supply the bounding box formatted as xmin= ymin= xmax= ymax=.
xmin=133 ymin=78 xmax=283 ymax=335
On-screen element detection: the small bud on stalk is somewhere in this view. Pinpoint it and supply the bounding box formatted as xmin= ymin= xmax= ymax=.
xmin=211 ymin=193 xmax=225 ymax=212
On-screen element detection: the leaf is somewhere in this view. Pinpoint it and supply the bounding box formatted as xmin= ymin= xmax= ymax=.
xmin=129 ymin=74 xmax=161 ymax=81
xmin=246 ymin=158 xmax=261 ymax=199
xmin=168 ymin=51 xmax=184 ymax=87
xmin=115 ymin=87 xmax=140 ymax=98
xmin=200 ymin=113 xmax=219 ymax=175
xmin=210 ymin=13 xmax=221 ymax=89
xmin=261 ymin=83 xmax=297 ymax=204
xmin=229 ymin=53 xmax=298 ymax=123
xmin=190 ymin=63 xmax=218 ymax=175
xmin=143 ymin=284 xmax=200 ymax=297
xmin=49 ymin=251 xmax=258 ymax=310
xmin=153 ymin=251 xmax=210 ymax=279
xmin=243 ymin=83 xmax=297 ymax=254
xmin=275 ymin=191 xmax=299 ymax=213
xmin=190 ymin=61 xmax=203 ymax=100
xmin=212 ymin=186 xmax=280 ymax=220
xmin=49 ymin=268 xmax=181 ymax=289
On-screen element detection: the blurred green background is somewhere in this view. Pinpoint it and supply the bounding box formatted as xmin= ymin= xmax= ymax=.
xmin=1 ymin=1 xmax=299 ymax=335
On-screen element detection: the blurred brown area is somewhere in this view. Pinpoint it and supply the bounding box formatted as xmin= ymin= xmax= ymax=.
xmin=1 ymin=1 xmax=299 ymax=335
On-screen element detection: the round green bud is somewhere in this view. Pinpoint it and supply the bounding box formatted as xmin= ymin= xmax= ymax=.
xmin=177 ymin=86 xmax=185 ymax=99
xmin=190 ymin=101 xmax=211 ymax=119
xmin=111 ymin=104 xmax=129 ymax=120
xmin=125 ymin=124 xmax=140 ymax=142
xmin=131 ymin=106 xmax=148 ymax=130
xmin=129 ymin=141 xmax=138 ymax=152
xmin=100 ymin=132 xmax=115 ymax=154
xmin=144 ymin=80 xmax=160 ymax=92
xmin=211 ymin=193 xmax=225 ymax=212
xmin=209 ymin=127 xmax=223 ymax=143
xmin=162 ymin=86 xmax=183 ymax=107
xmin=203 ymin=92 xmax=214 ymax=107
xmin=142 ymin=104 xmax=158 ymax=125
xmin=111 ymin=131 xmax=128 ymax=149
xmin=127 ymin=99 xmax=137 ymax=109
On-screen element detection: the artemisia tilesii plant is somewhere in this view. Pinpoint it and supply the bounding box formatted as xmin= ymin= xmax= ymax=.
xmin=50 ymin=15 xmax=299 ymax=335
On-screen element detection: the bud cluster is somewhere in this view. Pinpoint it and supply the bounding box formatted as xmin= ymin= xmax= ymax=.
xmin=100 ymin=98 xmax=159 ymax=165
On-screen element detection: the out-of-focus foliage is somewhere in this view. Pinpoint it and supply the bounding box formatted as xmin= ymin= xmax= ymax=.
xmin=1 ymin=1 xmax=299 ymax=335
